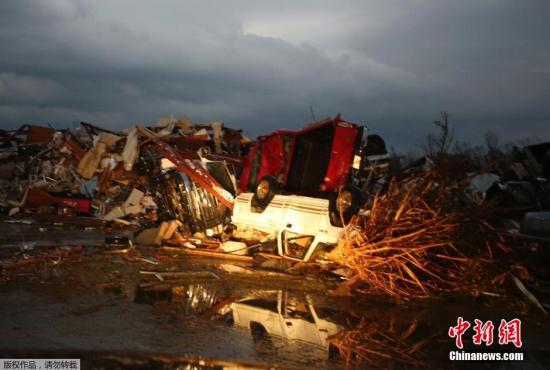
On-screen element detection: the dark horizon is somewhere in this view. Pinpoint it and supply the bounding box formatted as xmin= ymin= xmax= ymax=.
xmin=1 ymin=1 xmax=549 ymax=150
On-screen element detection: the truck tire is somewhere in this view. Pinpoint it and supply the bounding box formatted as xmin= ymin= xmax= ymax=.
xmin=330 ymin=185 xmax=362 ymax=226
xmin=251 ymin=176 xmax=279 ymax=210
xmin=250 ymin=322 xmax=272 ymax=352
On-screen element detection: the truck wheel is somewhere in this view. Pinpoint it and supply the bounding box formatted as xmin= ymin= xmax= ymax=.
xmin=250 ymin=322 xmax=272 ymax=352
xmin=330 ymin=185 xmax=362 ymax=226
xmin=252 ymin=176 xmax=279 ymax=209
xmin=365 ymin=134 xmax=387 ymax=156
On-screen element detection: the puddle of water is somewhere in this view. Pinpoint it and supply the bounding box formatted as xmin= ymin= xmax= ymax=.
xmin=135 ymin=283 xmax=346 ymax=368
xmin=0 ymin=222 xmax=548 ymax=369
xmin=133 ymin=280 xmax=549 ymax=369
xmin=2 ymin=257 xmax=548 ymax=369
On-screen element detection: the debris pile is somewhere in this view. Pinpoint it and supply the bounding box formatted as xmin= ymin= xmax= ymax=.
xmin=0 ymin=118 xmax=249 ymax=238
xmin=1 ymin=115 xmax=549 ymax=307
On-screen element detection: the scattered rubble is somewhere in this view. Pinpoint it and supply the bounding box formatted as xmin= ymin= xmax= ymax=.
xmin=1 ymin=115 xmax=549 ymax=309
xmin=1 ymin=114 xmax=550 ymax=368
xmin=0 ymin=118 xmax=249 ymax=232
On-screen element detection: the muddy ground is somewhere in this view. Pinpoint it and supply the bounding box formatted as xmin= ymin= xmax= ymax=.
xmin=0 ymin=222 xmax=549 ymax=369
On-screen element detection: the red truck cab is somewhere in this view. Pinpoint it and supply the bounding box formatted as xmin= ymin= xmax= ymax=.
xmin=239 ymin=115 xmax=389 ymax=224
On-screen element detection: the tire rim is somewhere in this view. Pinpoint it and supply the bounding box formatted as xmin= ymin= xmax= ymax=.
xmin=336 ymin=190 xmax=353 ymax=213
xmin=256 ymin=179 xmax=270 ymax=199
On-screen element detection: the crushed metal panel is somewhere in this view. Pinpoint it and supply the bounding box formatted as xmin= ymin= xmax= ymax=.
xmin=137 ymin=125 xmax=234 ymax=209
xmin=157 ymin=171 xmax=226 ymax=235
xmin=154 ymin=141 xmax=234 ymax=210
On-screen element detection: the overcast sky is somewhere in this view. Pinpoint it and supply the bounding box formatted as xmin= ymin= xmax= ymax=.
xmin=0 ymin=0 xmax=549 ymax=149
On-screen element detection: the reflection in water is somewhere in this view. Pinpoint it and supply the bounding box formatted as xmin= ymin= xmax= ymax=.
xmin=87 ymin=357 xmax=224 ymax=370
xmin=135 ymin=283 xmax=443 ymax=368
xmin=171 ymin=284 xmax=224 ymax=315
xmin=328 ymin=316 xmax=433 ymax=368
xmin=135 ymin=283 xmax=227 ymax=316
xmin=231 ymin=290 xmax=342 ymax=353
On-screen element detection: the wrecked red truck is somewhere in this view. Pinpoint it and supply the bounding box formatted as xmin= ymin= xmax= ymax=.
xmin=239 ymin=115 xmax=390 ymax=224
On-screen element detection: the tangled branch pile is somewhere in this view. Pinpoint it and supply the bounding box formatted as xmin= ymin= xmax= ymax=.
xmin=328 ymin=170 xmax=509 ymax=298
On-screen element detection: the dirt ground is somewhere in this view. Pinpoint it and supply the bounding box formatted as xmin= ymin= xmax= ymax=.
xmin=0 ymin=222 xmax=549 ymax=369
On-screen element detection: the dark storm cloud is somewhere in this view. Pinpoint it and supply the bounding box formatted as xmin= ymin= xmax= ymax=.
xmin=0 ymin=0 xmax=549 ymax=148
